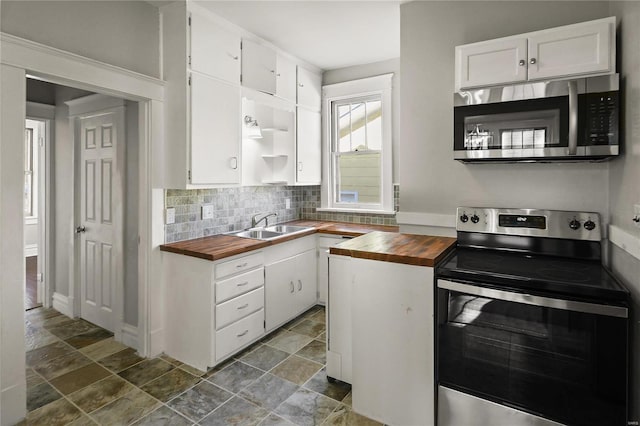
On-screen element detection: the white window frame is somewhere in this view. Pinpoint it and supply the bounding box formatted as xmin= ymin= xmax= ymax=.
xmin=320 ymin=73 xmax=393 ymax=214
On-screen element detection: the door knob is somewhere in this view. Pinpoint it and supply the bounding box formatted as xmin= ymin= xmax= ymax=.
xmin=75 ymin=226 xmax=86 ymax=234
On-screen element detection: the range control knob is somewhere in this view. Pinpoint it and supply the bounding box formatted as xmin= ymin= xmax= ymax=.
xmin=584 ymin=220 xmax=596 ymax=231
xmin=471 ymin=214 xmax=480 ymax=224
xmin=460 ymin=213 xmax=469 ymax=223
xmin=569 ymin=219 xmax=581 ymax=230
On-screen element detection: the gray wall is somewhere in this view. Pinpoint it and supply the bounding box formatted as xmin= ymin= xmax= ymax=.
xmin=608 ymin=2 xmax=640 ymax=422
xmin=323 ymin=58 xmax=401 ymax=183
xmin=1 ymin=0 xmax=161 ymax=78
xmin=399 ymin=1 xmax=611 ymax=219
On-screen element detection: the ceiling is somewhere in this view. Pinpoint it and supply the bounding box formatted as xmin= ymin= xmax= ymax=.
xmin=194 ymin=1 xmax=401 ymax=71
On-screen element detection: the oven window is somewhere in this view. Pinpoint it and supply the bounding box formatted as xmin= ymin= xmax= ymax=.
xmin=437 ymin=288 xmax=627 ymax=426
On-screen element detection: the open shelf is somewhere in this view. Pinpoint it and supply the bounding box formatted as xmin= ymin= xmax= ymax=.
xmin=261 ymin=127 xmax=289 ymax=133
xmin=261 ymin=154 xmax=288 ymax=159
xmin=261 ymin=180 xmax=289 ymax=185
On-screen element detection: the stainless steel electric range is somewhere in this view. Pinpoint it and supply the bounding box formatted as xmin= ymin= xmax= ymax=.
xmin=435 ymin=207 xmax=629 ymax=426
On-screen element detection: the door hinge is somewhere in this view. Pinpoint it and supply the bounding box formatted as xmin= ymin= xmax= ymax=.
xmin=263 ymin=320 xmax=266 ymax=329
xmin=188 ymin=16 xmax=191 ymax=26
xmin=38 ymin=136 xmax=44 ymax=147
xmin=316 ymin=250 xmax=320 ymax=258
xmin=188 ymin=75 xmax=192 ymax=86
xmin=188 ymin=170 xmax=191 ymax=181
xmin=36 ymin=273 xmax=43 ymax=283
xmin=188 ymin=55 xmax=191 ymax=66
xmin=240 ymin=74 xmax=242 ymax=84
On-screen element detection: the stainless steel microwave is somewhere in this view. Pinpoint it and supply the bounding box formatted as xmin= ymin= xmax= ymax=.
xmin=453 ymin=74 xmax=619 ymax=162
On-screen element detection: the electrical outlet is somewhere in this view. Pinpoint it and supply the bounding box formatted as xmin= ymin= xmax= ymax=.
xmin=201 ymin=204 xmax=214 ymax=220
xmin=285 ymin=198 xmax=291 ymax=209
xmin=165 ymin=207 xmax=175 ymax=224
xmin=633 ymin=204 xmax=640 ymax=228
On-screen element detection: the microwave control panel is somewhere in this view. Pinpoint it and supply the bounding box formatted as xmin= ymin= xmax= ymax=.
xmin=583 ymin=91 xmax=619 ymax=145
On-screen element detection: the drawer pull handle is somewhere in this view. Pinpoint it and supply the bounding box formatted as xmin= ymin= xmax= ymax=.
xmin=237 ymin=330 xmax=249 ymax=338
xmin=237 ymin=281 xmax=249 ymax=287
xmin=298 ymin=279 xmax=302 ymax=291
xmin=237 ymin=303 xmax=249 ymax=310
xmin=290 ymin=281 xmax=295 ymax=293
xmin=236 ymin=262 xmax=248 ymax=268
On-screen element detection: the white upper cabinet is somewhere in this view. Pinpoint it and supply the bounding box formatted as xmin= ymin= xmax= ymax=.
xmin=455 ymin=17 xmax=615 ymax=91
xmin=190 ymin=73 xmax=240 ymax=185
xmin=297 ymin=66 xmax=322 ymax=111
xmin=276 ymin=55 xmax=297 ymax=103
xmin=456 ymin=38 xmax=528 ymax=90
xmin=527 ymin=19 xmax=613 ymax=81
xmin=296 ymin=107 xmax=321 ymax=184
xmin=190 ymin=11 xmax=241 ymax=84
xmin=241 ymin=39 xmax=277 ymax=95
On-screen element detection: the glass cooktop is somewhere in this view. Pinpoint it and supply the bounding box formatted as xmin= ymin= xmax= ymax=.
xmin=436 ymin=248 xmax=629 ymax=303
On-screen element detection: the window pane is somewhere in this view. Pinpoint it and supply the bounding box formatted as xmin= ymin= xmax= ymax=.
xmin=337 ymin=104 xmax=351 ymax=152
xmin=350 ymin=102 xmax=366 ymax=151
xmin=335 ymin=152 xmax=381 ymax=204
xmin=366 ymin=100 xmax=382 ymax=150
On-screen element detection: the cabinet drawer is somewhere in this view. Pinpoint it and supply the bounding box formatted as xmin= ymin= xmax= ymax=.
xmin=216 ymin=287 xmax=264 ymax=330
xmin=216 ymin=251 xmax=264 ymax=279
xmin=216 ymin=309 xmax=264 ymax=361
xmin=216 ymin=268 xmax=264 ymax=303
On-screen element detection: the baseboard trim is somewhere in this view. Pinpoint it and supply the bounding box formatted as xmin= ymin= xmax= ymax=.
xmin=1 ymin=381 xmax=27 ymax=426
xmin=609 ymin=225 xmax=640 ymax=261
xmin=24 ymin=244 xmax=38 ymax=257
xmin=121 ymin=323 xmax=139 ymax=351
xmin=52 ymin=292 xmax=73 ymax=318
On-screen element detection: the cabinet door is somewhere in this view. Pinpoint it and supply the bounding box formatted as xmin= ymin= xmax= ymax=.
xmin=276 ymin=55 xmax=297 ymax=103
xmin=190 ymin=73 xmax=241 ymax=184
xmin=456 ymin=37 xmax=527 ymax=90
xmin=265 ymin=256 xmax=296 ymax=332
xmin=190 ymin=12 xmax=241 ymax=84
xmin=297 ymin=67 xmax=322 ymax=111
xmin=242 ymin=39 xmax=277 ymax=95
xmin=294 ymin=249 xmax=317 ymax=315
xmin=296 ymin=107 xmax=321 ymax=184
xmin=527 ymin=19 xmax=613 ymax=81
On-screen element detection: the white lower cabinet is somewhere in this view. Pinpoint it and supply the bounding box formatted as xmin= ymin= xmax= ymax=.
xmin=265 ymin=235 xmax=317 ymax=332
xmin=216 ymin=308 xmax=265 ymax=361
xmin=317 ymin=235 xmax=351 ymax=305
xmin=327 ymin=255 xmax=436 ymax=426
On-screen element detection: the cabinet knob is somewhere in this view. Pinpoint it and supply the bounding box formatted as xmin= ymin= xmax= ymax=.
xmin=298 ymin=162 xmax=303 ymax=171
xmin=270 ymin=70 xmax=275 ymax=73
xmin=519 ymin=59 xmax=526 ymax=66
xmin=230 ymin=157 xmax=238 ymax=170
xmin=298 ymin=83 xmax=304 ymax=87
xmin=232 ymin=55 xmax=239 ymax=60
xmin=276 ymin=73 xmax=281 ymax=77
xmin=530 ymin=58 xmax=537 ymax=65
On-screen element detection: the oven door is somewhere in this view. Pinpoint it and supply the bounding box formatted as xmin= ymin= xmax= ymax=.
xmin=436 ymin=279 xmax=628 ymax=426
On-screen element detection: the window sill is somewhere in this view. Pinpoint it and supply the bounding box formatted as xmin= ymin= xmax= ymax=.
xmin=316 ymin=207 xmax=396 ymax=216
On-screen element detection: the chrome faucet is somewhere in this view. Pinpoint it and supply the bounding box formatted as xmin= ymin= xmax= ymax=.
xmin=251 ymin=212 xmax=277 ymax=228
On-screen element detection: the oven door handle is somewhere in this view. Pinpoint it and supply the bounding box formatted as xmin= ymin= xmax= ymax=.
xmin=438 ymin=279 xmax=628 ymax=319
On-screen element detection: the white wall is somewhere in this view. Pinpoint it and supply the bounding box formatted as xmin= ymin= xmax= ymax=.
xmin=1 ymin=64 xmax=27 ymax=426
xmin=323 ymin=58 xmax=401 ymax=183
xmin=608 ymin=2 xmax=640 ymax=421
xmin=124 ymin=101 xmax=139 ymax=327
xmin=399 ymin=1 xmax=611 ymax=228
xmin=0 ymin=0 xmax=161 ymax=78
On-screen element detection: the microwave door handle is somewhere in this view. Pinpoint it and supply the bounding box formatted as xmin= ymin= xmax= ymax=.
xmin=437 ymin=279 xmax=628 ymax=318
xmin=568 ymin=80 xmax=578 ymax=155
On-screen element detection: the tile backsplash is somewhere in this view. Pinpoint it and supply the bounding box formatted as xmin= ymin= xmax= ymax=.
xmin=164 ymin=185 xmax=399 ymax=243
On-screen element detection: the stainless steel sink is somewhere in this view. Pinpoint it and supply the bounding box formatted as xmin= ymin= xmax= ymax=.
xmin=227 ymin=229 xmax=284 ymax=240
xmin=265 ymin=225 xmax=312 ymax=234
xmin=226 ymin=224 xmax=313 ymax=241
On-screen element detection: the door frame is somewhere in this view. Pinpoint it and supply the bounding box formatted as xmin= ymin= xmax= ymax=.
xmin=26 ymin=103 xmax=55 ymax=309
xmin=1 ymin=33 xmax=165 ymax=359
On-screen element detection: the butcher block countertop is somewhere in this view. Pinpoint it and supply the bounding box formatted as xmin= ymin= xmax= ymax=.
xmin=160 ymin=220 xmax=399 ymax=261
xmin=329 ymin=231 xmax=457 ymax=267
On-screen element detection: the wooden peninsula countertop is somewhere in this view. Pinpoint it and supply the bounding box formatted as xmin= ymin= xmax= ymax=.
xmin=329 ymin=231 xmax=457 ymax=267
xmin=160 ymin=220 xmax=399 ymax=261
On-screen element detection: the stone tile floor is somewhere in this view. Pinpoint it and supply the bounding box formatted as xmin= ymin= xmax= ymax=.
xmin=21 ymin=305 xmax=382 ymax=425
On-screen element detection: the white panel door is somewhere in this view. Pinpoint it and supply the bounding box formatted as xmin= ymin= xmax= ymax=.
xmin=294 ymin=249 xmax=317 ymax=314
xmin=276 ymin=55 xmax=297 ymax=103
xmin=297 ymin=67 xmax=322 ymax=111
xmin=456 ymin=37 xmax=528 ymax=91
xmin=190 ymin=11 xmax=241 ymax=84
xmin=79 ymin=110 xmax=124 ymax=332
xmin=264 ymin=256 xmax=296 ymax=332
xmin=190 ymin=73 xmax=241 ymax=184
xmin=527 ymin=19 xmax=613 ymax=81
xmin=296 ymin=107 xmax=321 ymax=184
xmin=241 ymin=39 xmax=277 ymax=95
